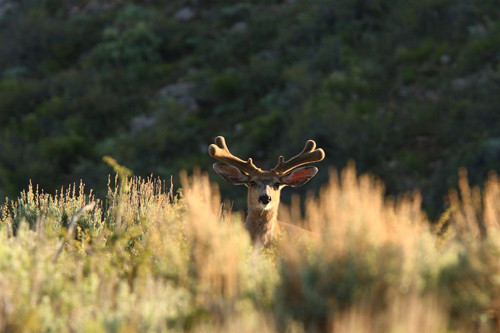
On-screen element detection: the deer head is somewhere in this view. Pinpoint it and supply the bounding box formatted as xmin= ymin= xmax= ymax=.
xmin=208 ymin=136 xmax=325 ymax=245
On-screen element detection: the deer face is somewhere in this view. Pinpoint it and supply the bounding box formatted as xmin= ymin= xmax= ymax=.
xmin=213 ymin=164 xmax=319 ymax=211
xmin=248 ymin=174 xmax=283 ymax=210
xmin=209 ymin=136 xmax=324 ymax=246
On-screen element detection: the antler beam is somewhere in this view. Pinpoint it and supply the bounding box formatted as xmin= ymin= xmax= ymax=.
xmin=271 ymin=140 xmax=325 ymax=175
xmin=208 ymin=136 xmax=263 ymax=176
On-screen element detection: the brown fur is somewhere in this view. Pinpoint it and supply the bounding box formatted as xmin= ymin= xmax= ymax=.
xmin=245 ymin=200 xmax=280 ymax=246
xmin=209 ymin=136 xmax=324 ymax=246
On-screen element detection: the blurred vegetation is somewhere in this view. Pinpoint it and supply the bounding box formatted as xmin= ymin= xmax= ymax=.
xmin=0 ymin=165 xmax=500 ymax=332
xmin=2 ymin=0 xmax=500 ymax=217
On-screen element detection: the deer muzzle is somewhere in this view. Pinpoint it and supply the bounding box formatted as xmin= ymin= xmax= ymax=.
xmin=258 ymin=195 xmax=272 ymax=205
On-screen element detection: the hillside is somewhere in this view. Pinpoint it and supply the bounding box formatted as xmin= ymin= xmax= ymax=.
xmin=1 ymin=0 xmax=500 ymax=215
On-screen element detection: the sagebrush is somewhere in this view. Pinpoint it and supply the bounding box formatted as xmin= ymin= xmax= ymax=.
xmin=0 ymin=165 xmax=499 ymax=332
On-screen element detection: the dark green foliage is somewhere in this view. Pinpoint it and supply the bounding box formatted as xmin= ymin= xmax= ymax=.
xmin=1 ymin=0 xmax=500 ymax=216
xmin=275 ymin=244 xmax=403 ymax=330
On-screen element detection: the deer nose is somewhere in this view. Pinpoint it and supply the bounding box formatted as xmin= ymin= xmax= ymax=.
xmin=258 ymin=195 xmax=271 ymax=205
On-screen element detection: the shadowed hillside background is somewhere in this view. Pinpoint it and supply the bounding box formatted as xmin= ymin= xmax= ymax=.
xmin=2 ymin=0 xmax=500 ymax=216
xmin=2 ymin=1 xmax=500 ymax=332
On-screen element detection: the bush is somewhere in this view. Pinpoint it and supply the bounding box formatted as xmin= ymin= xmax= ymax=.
xmin=1 ymin=165 xmax=500 ymax=331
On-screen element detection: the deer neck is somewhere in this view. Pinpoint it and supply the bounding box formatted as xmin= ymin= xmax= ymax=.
xmin=245 ymin=197 xmax=280 ymax=246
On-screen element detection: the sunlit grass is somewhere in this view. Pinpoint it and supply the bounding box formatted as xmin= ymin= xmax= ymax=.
xmin=0 ymin=164 xmax=499 ymax=332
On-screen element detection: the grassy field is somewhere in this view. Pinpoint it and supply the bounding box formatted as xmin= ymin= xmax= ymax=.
xmin=0 ymin=162 xmax=499 ymax=332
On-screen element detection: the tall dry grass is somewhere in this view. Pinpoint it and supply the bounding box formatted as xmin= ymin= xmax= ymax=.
xmin=0 ymin=163 xmax=498 ymax=332
xmin=275 ymin=164 xmax=442 ymax=332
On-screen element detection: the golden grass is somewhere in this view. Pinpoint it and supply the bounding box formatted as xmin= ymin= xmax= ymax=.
xmin=0 ymin=163 xmax=498 ymax=332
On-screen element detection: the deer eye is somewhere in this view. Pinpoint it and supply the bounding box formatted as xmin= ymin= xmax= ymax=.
xmin=249 ymin=181 xmax=258 ymax=187
xmin=273 ymin=182 xmax=281 ymax=189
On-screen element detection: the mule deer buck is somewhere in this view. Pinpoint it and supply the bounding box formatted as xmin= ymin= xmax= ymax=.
xmin=209 ymin=136 xmax=325 ymax=246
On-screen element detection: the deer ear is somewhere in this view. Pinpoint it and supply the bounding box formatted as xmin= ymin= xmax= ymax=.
xmin=280 ymin=166 xmax=318 ymax=187
xmin=213 ymin=164 xmax=249 ymax=185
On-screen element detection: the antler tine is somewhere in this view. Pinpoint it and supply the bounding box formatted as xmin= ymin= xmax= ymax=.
xmin=208 ymin=136 xmax=262 ymax=175
xmin=272 ymin=140 xmax=325 ymax=175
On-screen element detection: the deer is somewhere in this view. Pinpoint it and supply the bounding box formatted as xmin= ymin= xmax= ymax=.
xmin=208 ymin=136 xmax=325 ymax=246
